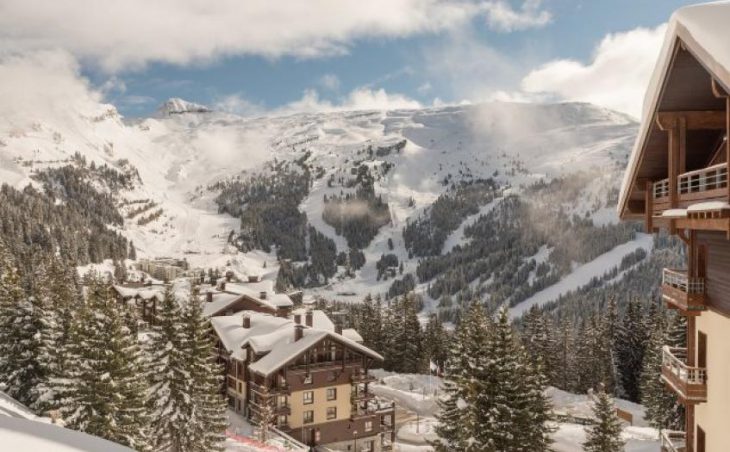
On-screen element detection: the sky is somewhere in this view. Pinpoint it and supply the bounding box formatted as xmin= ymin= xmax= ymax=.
xmin=0 ymin=0 xmax=711 ymax=119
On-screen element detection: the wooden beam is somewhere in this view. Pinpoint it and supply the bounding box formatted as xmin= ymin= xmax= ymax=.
xmin=679 ymin=116 xmax=687 ymax=174
xmin=712 ymin=78 xmax=728 ymax=99
xmin=645 ymin=181 xmax=653 ymax=233
xmin=669 ymin=126 xmax=679 ymax=209
xmin=656 ymin=110 xmax=726 ymax=130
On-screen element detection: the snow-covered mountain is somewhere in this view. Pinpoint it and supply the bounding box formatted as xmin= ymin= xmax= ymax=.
xmin=0 ymin=97 xmax=641 ymax=315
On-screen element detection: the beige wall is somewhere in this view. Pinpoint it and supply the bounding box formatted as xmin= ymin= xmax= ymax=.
xmin=289 ymin=383 xmax=351 ymax=429
xmin=695 ymin=309 xmax=730 ymax=452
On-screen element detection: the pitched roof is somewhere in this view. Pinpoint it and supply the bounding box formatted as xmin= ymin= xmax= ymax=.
xmin=618 ymin=1 xmax=730 ymax=218
xmin=210 ymin=310 xmax=382 ymax=376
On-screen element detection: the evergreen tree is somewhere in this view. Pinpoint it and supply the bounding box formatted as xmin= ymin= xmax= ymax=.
xmin=522 ymin=306 xmax=557 ymax=385
xmin=0 ymin=243 xmax=44 ymax=407
xmin=34 ymin=256 xmax=81 ymax=414
xmin=181 ymin=288 xmax=227 ymax=451
xmin=58 ymin=276 xmax=150 ymax=450
xmin=432 ymin=302 xmax=490 ymax=451
xmin=583 ymin=386 xmax=625 ymax=452
xmin=472 ymin=307 xmax=552 ymax=451
xmin=422 ymin=314 xmax=449 ymax=373
xmin=147 ymin=286 xmax=192 ymax=451
xmin=615 ymin=298 xmax=649 ymax=402
xmin=640 ymin=311 xmax=683 ymax=430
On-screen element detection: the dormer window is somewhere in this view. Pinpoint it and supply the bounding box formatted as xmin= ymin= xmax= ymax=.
xmin=304 ymin=374 xmax=312 ymax=385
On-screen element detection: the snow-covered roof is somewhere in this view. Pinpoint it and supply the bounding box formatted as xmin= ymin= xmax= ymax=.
xmin=112 ymin=284 xmax=165 ymax=302
xmin=224 ymin=282 xmax=293 ymax=309
xmin=619 ymin=1 xmax=730 ymax=218
xmin=210 ymin=310 xmax=381 ymax=376
xmin=201 ymin=291 xmax=245 ymax=317
xmin=342 ymin=328 xmax=364 ymax=343
xmin=0 ymin=417 xmax=134 ymax=452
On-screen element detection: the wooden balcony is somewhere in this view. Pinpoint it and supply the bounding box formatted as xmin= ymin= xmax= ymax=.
xmin=351 ymin=371 xmax=377 ymax=384
xmin=249 ymin=382 xmax=291 ymax=396
xmin=661 ymin=347 xmax=707 ymax=404
xmin=651 ymin=164 xmax=730 ymax=231
xmin=660 ymin=430 xmax=686 ymax=452
xmin=662 ymin=268 xmax=706 ymax=314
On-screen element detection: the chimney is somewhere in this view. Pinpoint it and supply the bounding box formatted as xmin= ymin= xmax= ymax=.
xmin=295 ymin=324 xmax=304 ymax=341
xmin=294 ymin=313 xmax=301 ymax=325
xmin=335 ymin=324 xmax=342 ymax=335
xmin=305 ymin=310 xmax=313 ymax=327
xmin=206 ymin=291 xmax=213 ymax=303
xmin=259 ymin=291 xmax=267 ymax=300
xmin=243 ymin=315 xmax=251 ymax=328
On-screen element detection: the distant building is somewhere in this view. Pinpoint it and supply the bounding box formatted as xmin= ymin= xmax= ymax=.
xmin=135 ymin=258 xmax=188 ymax=282
xmin=210 ymin=309 xmax=394 ymax=451
xmin=618 ymin=3 xmax=730 ymax=451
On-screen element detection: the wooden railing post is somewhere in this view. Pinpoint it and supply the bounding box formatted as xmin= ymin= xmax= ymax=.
xmin=645 ymin=181 xmax=653 ymax=232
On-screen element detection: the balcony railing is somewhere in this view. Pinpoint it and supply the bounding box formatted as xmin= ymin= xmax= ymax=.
xmin=661 ymin=346 xmax=707 ymax=403
xmin=249 ymin=382 xmax=290 ymax=396
xmin=660 ymin=430 xmax=686 ymax=452
xmin=662 ymin=268 xmax=706 ymax=313
xmin=678 ymin=163 xmax=728 ymax=200
xmin=352 ymin=371 xmax=377 ymax=384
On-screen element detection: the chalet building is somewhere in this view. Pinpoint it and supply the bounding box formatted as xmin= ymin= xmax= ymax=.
xmin=113 ymin=279 xmax=294 ymax=322
xmin=210 ymin=310 xmax=394 ymax=452
xmin=135 ymin=258 xmax=188 ymax=281
xmin=618 ymin=4 xmax=730 ymax=451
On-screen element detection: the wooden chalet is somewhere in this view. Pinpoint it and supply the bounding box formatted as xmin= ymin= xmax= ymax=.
xmin=618 ymin=4 xmax=730 ymax=452
xmin=210 ymin=310 xmax=395 ymax=452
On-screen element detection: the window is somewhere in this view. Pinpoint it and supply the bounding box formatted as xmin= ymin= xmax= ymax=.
xmin=365 ymin=420 xmax=373 ymax=432
xmin=303 ymin=391 xmax=314 ymax=405
xmin=327 ymin=406 xmax=337 ymax=420
xmin=327 ymin=387 xmax=337 ymax=401
xmin=278 ymin=415 xmax=287 ymax=426
xmin=304 ymin=374 xmax=312 ymax=384
xmin=303 ymin=410 xmax=314 ymax=424
xmin=362 ymin=440 xmax=374 ymax=452
xmin=237 ymin=382 xmax=242 ymax=393
xmin=315 ymin=429 xmax=321 ymax=442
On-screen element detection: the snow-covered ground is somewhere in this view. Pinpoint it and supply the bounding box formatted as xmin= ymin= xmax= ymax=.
xmin=369 ymin=371 xmax=660 ymax=452
xmin=0 ymin=391 xmax=134 ymax=452
xmin=0 ymin=92 xmax=638 ymax=299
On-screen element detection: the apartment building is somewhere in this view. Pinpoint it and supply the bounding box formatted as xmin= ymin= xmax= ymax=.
xmin=618 ymin=3 xmax=730 ymax=451
xmin=210 ymin=309 xmax=395 ymax=451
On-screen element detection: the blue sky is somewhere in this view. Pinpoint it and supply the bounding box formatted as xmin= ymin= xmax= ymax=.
xmin=2 ymin=0 xmax=708 ymax=117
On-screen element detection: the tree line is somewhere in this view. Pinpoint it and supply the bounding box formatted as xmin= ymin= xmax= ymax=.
xmin=0 ymin=241 xmax=227 ymax=451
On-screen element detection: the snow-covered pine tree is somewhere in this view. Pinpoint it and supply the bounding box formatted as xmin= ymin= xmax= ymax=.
xmin=640 ymin=311 xmax=683 ymax=430
xmin=522 ymin=305 xmax=557 ymax=386
xmin=583 ymin=385 xmax=625 ymax=452
xmin=519 ymin=350 xmax=554 ymax=452
xmin=473 ymin=306 xmax=551 ymax=452
xmin=615 ymin=298 xmax=649 ymax=402
xmin=432 ymin=302 xmax=489 ymax=451
xmin=34 ymin=255 xmax=82 ymax=414
xmin=422 ymin=313 xmax=448 ymax=374
xmin=181 ymin=287 xmax=227 ymax=451
xmin=399 ymin=293 xmax=424 ymax=373
xmin=58 ymin=275 xmax=150 ymax=451
xmin=146 ymin=285 xmax=193 ymax=451
xmin=0 ymin=242 xmax=44 ymax=407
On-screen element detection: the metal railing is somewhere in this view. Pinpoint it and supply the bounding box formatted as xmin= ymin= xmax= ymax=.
xmin=679 ymin=163 xmax=728 ymax=196
xmin=662 ymin=346 xmax=707 ymax=386
xmin=660 ymin=430 xmax=686 ymax=452
xmin=663 ymin=268 xmax=705 ymax=294
xmin=654 ymin=178 xmax=670 ymax=199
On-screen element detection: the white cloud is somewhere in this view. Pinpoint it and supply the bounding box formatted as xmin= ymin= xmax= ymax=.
xmin=319 ymin=74 xmax=341 ymax=91
xmin=214 ymin=94 xmax=266 ymax=117
xmin=0 ymin=0 xmax=491 ymax=72
xmin=484 ymin=0 xmax=552 ymax=32
xmin=417 ymin=82 xmax=433 ymax=95
xmin=521 ymin=24 xmax=667 ymax=118
xmin=279 ymin=88 xmax=422 ymax=115
xmin=0 ymin=50 xmax=108 ymax=128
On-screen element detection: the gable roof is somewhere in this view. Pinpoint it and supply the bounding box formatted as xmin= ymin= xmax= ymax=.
xmin=618 ymin=1 xmax=730 ymax=218
xmin=210 ymin=310 xmax=382 ymax=376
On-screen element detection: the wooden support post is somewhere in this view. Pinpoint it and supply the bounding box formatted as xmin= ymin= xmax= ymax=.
xmin=687 ymin=316 xmax=696 ymax=367
xmin=680 ymin=116 xmax=687 ymax=174
xmin=687 ymin=404 xmax=695 ymax=452
xmin=645 ymin=181 xmax=653 ymax=233
xmin=727 ymin=97 xmax=729 ymax=204
xmin=669 ymin=126 xmax=679 ymax=209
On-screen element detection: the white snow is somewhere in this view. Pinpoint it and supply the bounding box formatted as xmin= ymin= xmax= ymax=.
xmin=662 ymin=208 xmax=688 ymax=217
xmin=687 ymin=201 xmax=730 ymax=212
xmin=441 ymin=196 xmax=502 ymax=254
xmin=552 ymin=422 xmax=658 ymax=452
xmin=509 ymin=233 xmax=654 ymax=318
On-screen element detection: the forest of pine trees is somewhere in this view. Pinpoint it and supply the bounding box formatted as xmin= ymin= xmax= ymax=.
xmin=0 ymin=240 xmax=227 ymax=451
